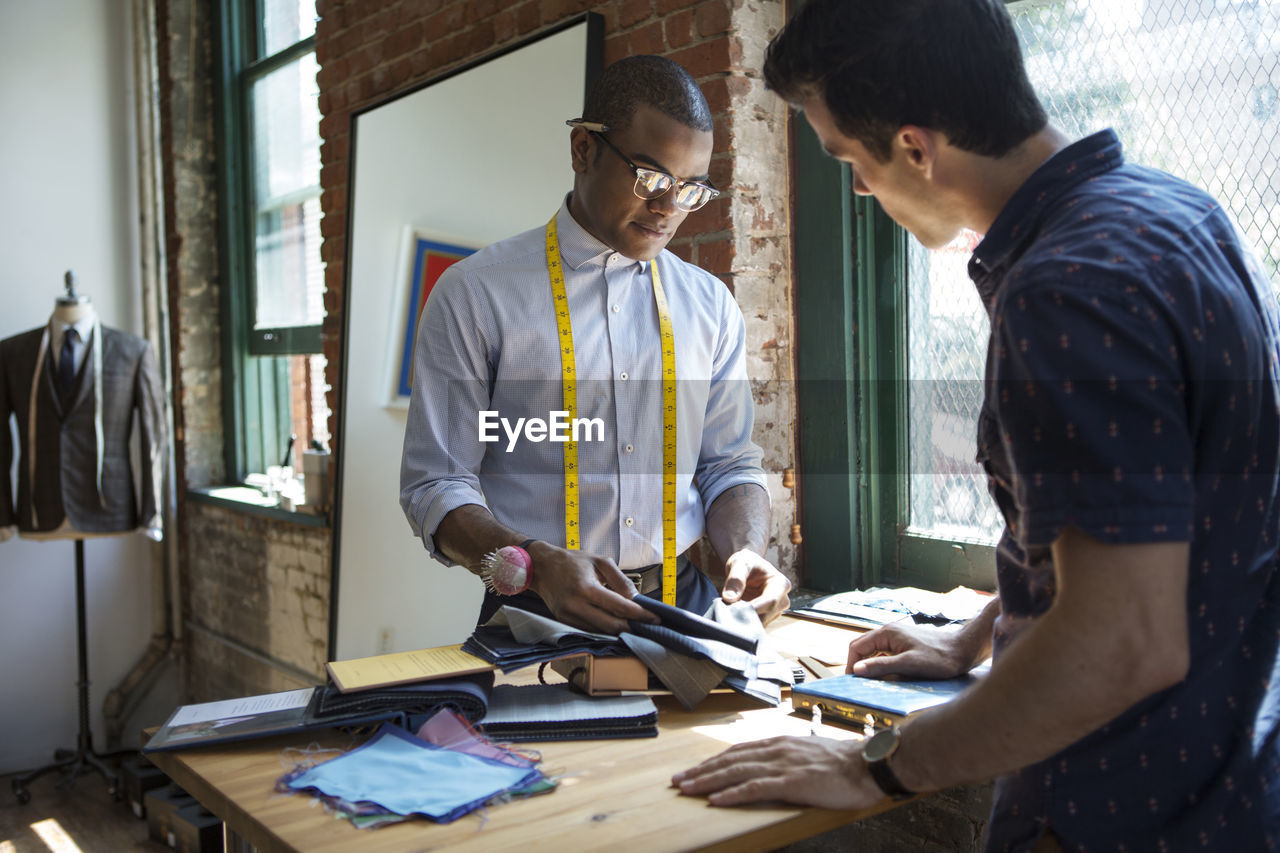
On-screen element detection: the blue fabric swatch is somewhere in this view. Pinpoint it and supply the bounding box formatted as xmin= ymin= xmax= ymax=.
xmin=285 ymin=723 xmax=542 ymax=821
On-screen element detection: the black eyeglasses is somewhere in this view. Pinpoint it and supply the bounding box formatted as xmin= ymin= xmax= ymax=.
xmin=565 ymin=119 xmax=721 ymax=213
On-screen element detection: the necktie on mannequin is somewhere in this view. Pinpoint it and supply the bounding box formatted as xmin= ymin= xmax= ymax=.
xmin=59 ymin=327 xmax=79 ymax=406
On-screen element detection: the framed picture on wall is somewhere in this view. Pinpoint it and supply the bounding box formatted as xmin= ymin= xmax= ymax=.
xmin=385 ymin=226 xmax=478 ymax=408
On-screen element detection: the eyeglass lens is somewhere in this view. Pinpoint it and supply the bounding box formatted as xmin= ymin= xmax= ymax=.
xmin=590 ymin=131 xmax=716 ymax=211
xmin=633 ymin=168 xmax=715 ymax=211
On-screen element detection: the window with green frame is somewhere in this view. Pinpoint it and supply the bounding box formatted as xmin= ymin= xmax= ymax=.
xmin=214 ymin=0 xmax=330 ymax=483
xmin=796 ymin=0 xmax=1280 ymax=593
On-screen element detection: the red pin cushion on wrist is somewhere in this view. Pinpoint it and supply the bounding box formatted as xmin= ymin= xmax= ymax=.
xmin=480 ymin=544 xmax=532 ymax=595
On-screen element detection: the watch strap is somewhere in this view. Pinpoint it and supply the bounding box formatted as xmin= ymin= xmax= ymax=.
xmin=866 ymin=752 xmax=914 ymax=800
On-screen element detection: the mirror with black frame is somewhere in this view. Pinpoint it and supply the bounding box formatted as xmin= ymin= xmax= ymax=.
xmin=331 ymin=14 xmax=603 ymax=661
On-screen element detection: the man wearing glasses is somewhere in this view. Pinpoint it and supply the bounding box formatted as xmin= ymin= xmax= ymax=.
xmin=400 ymin=55 xmax=791 ymax=635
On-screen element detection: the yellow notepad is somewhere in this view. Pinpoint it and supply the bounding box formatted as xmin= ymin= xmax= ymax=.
xmin=326 ymin=644 xmax=496 ymax=693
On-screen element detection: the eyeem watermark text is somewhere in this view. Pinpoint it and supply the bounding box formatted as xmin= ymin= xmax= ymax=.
xmin=479 ymin=410 xmax=604 ymax=452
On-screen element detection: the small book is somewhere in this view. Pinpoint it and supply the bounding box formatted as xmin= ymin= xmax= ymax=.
xmin=326 ymin=643 xmax=496 ymax=693
xmin=143 ymin=673 xmax=494 ymax=753
xmin=790 ymin=673 xmax=979 ymax=730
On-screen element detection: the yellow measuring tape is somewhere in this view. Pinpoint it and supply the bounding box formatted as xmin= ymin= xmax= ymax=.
xmin=545 ymin=215 xmax=678 ymax=605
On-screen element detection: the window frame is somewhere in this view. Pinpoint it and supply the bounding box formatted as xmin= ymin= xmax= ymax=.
xmin=792 ymin=84 xmax=998 ymax=596
xmin=213 ymin=0 xmax=320 ymax=481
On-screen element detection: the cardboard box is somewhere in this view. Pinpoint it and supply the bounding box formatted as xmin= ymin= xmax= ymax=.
xmin=121 ymin=756 xmax=170 ymax=819
xmin=145 ymin=784 xmax=196 ymax=846
xmin=549 ymin=654 xmax=650 ymax=694
xmin=171 ymin=803 xmax=223 ymax=853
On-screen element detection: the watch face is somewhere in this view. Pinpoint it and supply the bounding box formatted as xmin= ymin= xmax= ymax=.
xmin=863 ymin=726 xmax=900 ymax=763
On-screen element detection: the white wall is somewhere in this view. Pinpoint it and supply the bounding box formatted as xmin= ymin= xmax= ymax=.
xmin=0 ymin=0 xmax=155 ymax=773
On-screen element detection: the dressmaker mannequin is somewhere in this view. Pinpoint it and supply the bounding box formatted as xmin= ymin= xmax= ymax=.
xmin=1 ymin=271 xmax=167 ymax=803
xmin=0 ymin=273 xmax=96 ymax=545
xmin=0 ymin=270 xmax=165 ymax=539
xmin=54 ymin=270 xmax=95 ymax=324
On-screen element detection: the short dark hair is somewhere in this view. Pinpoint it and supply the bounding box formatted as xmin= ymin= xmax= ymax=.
xmin=582 ymin=55 xmax=713 ymax=134
xmin=764 ymin=0 xmax=1047 ymax=161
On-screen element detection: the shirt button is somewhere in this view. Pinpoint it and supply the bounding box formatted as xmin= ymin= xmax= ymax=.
xmin=624 ymin=443 xmax=634 ymax=453
xmin=624 ymin=517 xmax=635 ymax=527
xmin=611 ymin=304 xmax=620 ymax=313
xmin=619 ymin=372 xmax=628 ymax=381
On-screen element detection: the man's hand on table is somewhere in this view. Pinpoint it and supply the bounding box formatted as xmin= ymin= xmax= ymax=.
xmin=846 ymin=596 xmax=999 ymax=678
xmin=720 ymin=548 xmax=792 ymax=625
xmin=526 ymin=540 xmax=659 ymax=634
xmin=672 ymin=735 xmax=884 ymax=810
xmin=845 ymin=620 xmax=976 ymax=679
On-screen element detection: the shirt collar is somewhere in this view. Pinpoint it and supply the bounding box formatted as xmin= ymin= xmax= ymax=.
xmin=969 ymin=129 xmax=1125 ymax=295
xmin=554 ymin=195 xmax=646 ymax=272
xmin=54 ymin=314 xmax=96 ymax=347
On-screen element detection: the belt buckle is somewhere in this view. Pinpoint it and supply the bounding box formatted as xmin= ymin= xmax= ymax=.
xmin=623 ymin=566 xmax=659 ymax=595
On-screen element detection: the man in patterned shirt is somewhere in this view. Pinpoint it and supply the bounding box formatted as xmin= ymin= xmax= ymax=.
xmin=673 ymin=1 xmax=1280 ymax=849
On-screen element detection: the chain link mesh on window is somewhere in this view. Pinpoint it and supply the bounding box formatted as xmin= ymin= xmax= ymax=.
xmin=907 ymin=0 xmax=1280 ymax=545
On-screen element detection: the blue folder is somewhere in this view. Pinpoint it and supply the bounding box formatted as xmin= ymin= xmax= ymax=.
xmin=791 ymin=673 xmax=978 ymax=729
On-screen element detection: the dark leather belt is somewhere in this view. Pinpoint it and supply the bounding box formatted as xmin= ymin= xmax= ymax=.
xmin=623 ymin=563 xmax=662 ymax=595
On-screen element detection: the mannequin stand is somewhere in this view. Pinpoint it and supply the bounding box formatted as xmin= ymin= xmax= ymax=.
xmin=12 ymin=540 xmax=121 ymax=804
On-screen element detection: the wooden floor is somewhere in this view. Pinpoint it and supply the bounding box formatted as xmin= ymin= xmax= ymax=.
xmin=0 ymin=762 xmax=162 ymax=853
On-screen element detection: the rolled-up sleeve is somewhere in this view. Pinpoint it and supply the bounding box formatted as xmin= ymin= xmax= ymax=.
xmin=399 ymin=266 xmax=494 ymax=564
xmin=693 ymin=290 xmax=768 ymax=508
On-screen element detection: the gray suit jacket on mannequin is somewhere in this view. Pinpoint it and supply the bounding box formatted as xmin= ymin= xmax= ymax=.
xmin=0 ymin=322 xmax=165 ymax=537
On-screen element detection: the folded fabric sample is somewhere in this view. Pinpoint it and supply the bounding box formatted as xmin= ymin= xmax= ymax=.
xmin=629 ymin=596 xmax=759 ymax=653
xmin=480 ymin=683 xmax=658 ymax=741
xmin=312 ymin=671 xmax=493 ymax=724
xmin=463 ymin=608 xmax=628 ymax=672
xmin=463 ymin=603 xmax=792 ymax=711
xmin=283 ymin=723 xmax=543 ymax=822
xmin=621 ymin=600 xmax=791 ymax=709
xmin=619 ymin=632 xmax=726 ymax=711
xmin=417 ymin=707 xmax=541 ymax=766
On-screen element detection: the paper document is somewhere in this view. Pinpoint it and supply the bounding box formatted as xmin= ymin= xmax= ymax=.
xmin=166 ymin=688 xmax=313 ymax=726
xmin=327 ymin=644 xmax=496 ymax=692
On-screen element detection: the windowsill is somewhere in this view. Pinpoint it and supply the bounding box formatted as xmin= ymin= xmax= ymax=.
xmin=188 ymin=486 xmax=329 ymax=528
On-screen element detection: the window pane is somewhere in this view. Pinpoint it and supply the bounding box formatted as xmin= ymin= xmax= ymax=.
xmin=251 ymin=53 xmax=323 ymax=330
xmin=261 ymin=0 xmax=316 ymax=58
xmin=907 ymin=0 xmax=1280 ymax=546
xmin=1014 ymin=0 xmax=1280 ymax=278
xmin=907 ymin=233 xmax=1004 ymax=544
xmin=245 ymin=353 xmax=331 ymax=478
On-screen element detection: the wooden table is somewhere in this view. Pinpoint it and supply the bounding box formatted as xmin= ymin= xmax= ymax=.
xmin=148 ymin=617 xmax=895 ymax=853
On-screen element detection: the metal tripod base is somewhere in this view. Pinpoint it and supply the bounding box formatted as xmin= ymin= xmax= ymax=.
xmin=12 ymin=540 xmax=121 ymax=804
xmin=11 ymin=747 xmax=119 ymax=805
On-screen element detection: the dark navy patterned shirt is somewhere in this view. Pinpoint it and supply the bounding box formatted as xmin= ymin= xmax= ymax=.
xmin=971 ymin=129 xmax=1280 ymax=852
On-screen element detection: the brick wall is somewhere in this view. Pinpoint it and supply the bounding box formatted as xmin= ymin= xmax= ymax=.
xmin=159 ymin=0 xmax=332 ymax=700
xmin=315 ymin=0 xmax=801 ymax=580
xmin=157 ymin=0 xmax=222 ymax=493
xmin=182 ymin=503 xmax=331 ymax=701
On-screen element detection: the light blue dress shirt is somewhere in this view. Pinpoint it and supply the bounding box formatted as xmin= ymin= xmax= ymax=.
xmin=399 ymin=199 xmax=766 ymax=571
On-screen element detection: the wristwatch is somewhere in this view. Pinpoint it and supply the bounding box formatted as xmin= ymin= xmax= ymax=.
xmin=862 ymin=725 xmax=915 ymax=801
